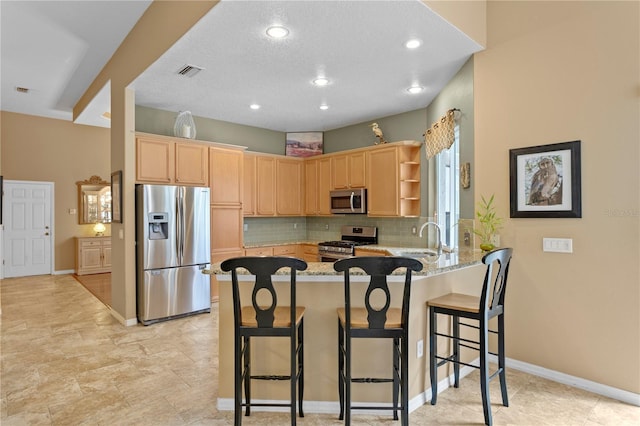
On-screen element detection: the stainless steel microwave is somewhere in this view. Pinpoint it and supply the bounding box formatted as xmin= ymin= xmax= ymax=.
xmin=330 ymin=189 xmax=367 ymax=214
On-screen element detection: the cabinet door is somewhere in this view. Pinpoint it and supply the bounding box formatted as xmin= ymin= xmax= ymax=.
xmin=367 ymin=147 xmax=399 ymax=216
xmin=80 ymin=245 xmax=102 ymax=272
xmin=331 ymin=155 xmax=348 ymax=189
xmin=277 ymin=158 xmax=303 ymax=216
xmin=245 ymin=247 xmax=274 ymax=256
xmin=136 ymin=137 xmax=174 ymax=183
xmin=348 ymin=152 xmax=367 ymax=188
xmin=273 ymin=245 xmax=297 ymax=256
xmin=210 ymin=205 xmax=243 ymax=254
xmin=210 ymin=147 xmax=243 ymax=204
xmin=175 ymin=142 xmax=209 ymax=186
xmin=102 ymin=244 xmax=112 ymax=268
xmin=317 ymin=157 xmax=332 ymax=215
xmin=304 ymin=159 xmax=319 ymax=215
xmin=255 ymin=156 xmax=276 ymax=216
xmin=243 ymin=154 xmax=256 ymax=216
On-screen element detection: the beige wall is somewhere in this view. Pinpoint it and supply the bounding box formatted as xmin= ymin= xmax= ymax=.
xmin=1 ymin=111 xmax=111 ymax=271
xmin=475 ymin=1 xmax=639 ymax=393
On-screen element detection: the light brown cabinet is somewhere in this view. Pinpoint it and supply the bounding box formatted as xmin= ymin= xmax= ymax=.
xmin=209 ymin=147 xmax=243 ymax=204
xmin=305 ymin=157 xmax=332 ymax=215
xmin=244 ymin=153 xmax=304 ymax=217
xmin=243 ymin=153 xmax=256 ymax=216
xmin=75 ymin=236 xmax=111 ymax=275
xmin=276 ymin=157 xmax=304 ymax=216
xmin=136 ymin=135 xmax=208 ymax=186
xmin=332 ymin=151 xmax=366 ymax=189
xmin=244 ymin=246 xmax=274 ymax=256
xmin=210 ymin=205 xmax=243 ymax=259
xmin=255 ymin=155 xmax=276 ymax=215
xmin=273 ymin=244 xmax=298 ymax=256
xmin=298 ymin=243 xmax=319 ymax=263
xmin=367 ymin=143 xmax=421 ymax=217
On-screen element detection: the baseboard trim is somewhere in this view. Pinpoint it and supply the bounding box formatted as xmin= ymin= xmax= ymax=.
xmin=55 ymin=269 xmax=75 ymax=275
xmin=217 ymin=356 xmax=639 ymax=414
xmin=494 ymin=355 xmax=640 ymax=407
xmin=109 ymin=308 xmax=138 ymax=327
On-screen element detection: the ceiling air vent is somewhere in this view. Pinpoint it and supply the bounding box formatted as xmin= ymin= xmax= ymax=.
xmin=177 ymin=64 xmax=204 ymax=78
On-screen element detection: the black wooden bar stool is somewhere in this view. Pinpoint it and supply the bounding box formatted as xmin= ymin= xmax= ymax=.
xmin=334 ymin=256 xmax=423 ymax=426
xmin=427 ymin=248 xmax=513 ymax=426
xmin=220 ymin=256 xmax=308 ymax=426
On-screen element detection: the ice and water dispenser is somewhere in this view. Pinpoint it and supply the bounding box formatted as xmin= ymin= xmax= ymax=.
xmin=148 ymin=212 xmax=169 ymax=240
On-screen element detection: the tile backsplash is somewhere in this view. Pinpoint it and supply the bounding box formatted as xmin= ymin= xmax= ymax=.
xmin=243 ymin=216 xmax=475 ymax=249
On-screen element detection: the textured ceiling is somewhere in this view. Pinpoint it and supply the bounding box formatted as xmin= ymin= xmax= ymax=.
xmin=132 ymin=0 xmax=482 ymax=132
xmin=0 ymin=1 xmax=482 ymax=132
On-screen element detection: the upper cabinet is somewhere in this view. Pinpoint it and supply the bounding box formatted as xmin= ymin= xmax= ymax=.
xmin=305 ymin=157 xmax=332 ymax=215
xmin=243 ymin=152 xmax=305 ymax=217
xmin=276 ymin=157 xmax=304 ymax=216
xmin=136 ymin=134 xmax=208 ymax=186
xmin=209 ymin=147 xmax=243 ymax=204
xmin=331 ymin=151 xmax=366 ymax=189
xmin=367 ymin=143 xmax=421 ymax=217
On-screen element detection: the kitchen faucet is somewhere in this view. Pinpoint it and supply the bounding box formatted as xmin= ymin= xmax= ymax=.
xmin=418 ymin=221 xmax=442 ymax=255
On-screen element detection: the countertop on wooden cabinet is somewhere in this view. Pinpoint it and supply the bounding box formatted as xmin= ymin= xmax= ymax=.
xmin=206 ymin=248 xmax=484 ymax=278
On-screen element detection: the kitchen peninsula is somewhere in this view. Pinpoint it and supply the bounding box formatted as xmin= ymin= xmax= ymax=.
xmin=208 ymin=250 xmax=486 ymax=412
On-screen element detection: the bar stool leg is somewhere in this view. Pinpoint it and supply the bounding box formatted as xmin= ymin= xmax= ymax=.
xmin=345 ymin=332 xmax=352 ymax=425
xmin=401 ymin=335 xmax=409 ymax=426
xmin=429 ymin=307 xmax=438 ymax=405
xmin=453 ymin=315 xmax=460 ymax=387
xmin=498 ymin=314 xmax=509 ymax=407
xmin=338 ymin=320 xmax=345 ymax=420
xmin=479 ymin=319 xmax=492 ymax=426
xmin=244 ymin=336 xmax=252 ymax=416
xmin=234 ymin=333 xmax=243 ymax=425
xmin=290 ymin=326 xmax=297 ymax=425
xmin=298 ymin=318 xmax=305 ymax=417
xmin=392 ymin=337 xmax=400 ymax=421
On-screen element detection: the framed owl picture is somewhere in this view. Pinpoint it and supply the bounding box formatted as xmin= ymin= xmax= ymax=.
xmin=509 ymin=140 xmax=581 ymax=218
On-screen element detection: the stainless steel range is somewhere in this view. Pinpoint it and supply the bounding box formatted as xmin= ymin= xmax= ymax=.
xmin=318 ymin=225 xmax=378 ymax=262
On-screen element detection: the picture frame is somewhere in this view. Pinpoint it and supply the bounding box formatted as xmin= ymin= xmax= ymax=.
xmin=111 ymin=170 xmax=123 ymax=223
xmin=509 ymin=140 xmax=581 ymax=218
xmin=285 ymin=132 xmax=323 ymax=157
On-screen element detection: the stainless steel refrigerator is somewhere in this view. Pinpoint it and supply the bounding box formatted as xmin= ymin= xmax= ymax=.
xmin=136 ymin=184 xmax=211 ymax=325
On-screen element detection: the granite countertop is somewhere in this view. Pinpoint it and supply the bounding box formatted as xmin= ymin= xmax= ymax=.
xmin=206 ymin=247 xmax=485 ymax=277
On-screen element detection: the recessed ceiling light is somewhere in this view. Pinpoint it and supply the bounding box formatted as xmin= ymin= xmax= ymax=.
xmin=405 ymin=39 xmax=422 ymax=49
xmin=407 ymin=85 xmax=423 ymax=94
xmin=250 ymin=104 xmax=261 ymax=110
xmin=266 ymin=26 xmax=289 ymax=39
xmin=313 ymin=77 xmax=330 ymax=86
xmin=319 ymin=104 xmax=329 ymax=110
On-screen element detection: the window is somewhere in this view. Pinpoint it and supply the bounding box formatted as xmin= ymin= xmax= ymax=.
xmin=435 ymin=123 xmax=459 ymax=249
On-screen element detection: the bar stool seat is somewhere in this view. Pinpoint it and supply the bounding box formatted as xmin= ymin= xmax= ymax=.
xmin=241 ymin=306 xmax=305 ymax=327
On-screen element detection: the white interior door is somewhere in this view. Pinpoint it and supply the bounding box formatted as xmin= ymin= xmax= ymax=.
xmin=3 ymin=181 xmax=53 ymax=277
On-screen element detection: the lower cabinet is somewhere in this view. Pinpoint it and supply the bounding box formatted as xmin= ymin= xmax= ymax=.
xmin=75 ymin=236 xmax=111 ymax=275
xmin=298 ymin=243 xmax=319 ymax=263
xmin=354 ymin=248 xmax=387 ymax=257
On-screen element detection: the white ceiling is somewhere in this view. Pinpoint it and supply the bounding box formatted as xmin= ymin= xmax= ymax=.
xmin=1 ymin=1 xmax=483 ymax=132
xmin=0 ymin=0 xmax=152 ymax=123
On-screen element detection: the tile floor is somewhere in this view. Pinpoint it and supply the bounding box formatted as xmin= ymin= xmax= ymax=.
xmin=1 ymin=274 xmax=639 ymax=425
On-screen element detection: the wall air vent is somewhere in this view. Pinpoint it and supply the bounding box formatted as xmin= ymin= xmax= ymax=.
xmin=177 ymin=64 xmax=204 ymax=78
xmin=16 ymin=86 xmax=30 ymax=93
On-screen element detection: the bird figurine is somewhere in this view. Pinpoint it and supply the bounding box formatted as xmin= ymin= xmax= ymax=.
xmin=370 ymin=122 xmax=387 ymax=144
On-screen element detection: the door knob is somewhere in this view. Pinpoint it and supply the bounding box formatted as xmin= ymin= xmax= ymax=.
xmin=45 ymin=232 xmax=50 ymax=236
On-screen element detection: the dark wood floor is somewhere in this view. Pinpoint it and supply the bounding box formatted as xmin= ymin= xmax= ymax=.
xmin=73 ymin=272 xmax=111 ymax=307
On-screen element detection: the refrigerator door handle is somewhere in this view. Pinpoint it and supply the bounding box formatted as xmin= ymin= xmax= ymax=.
xmin=176 ymin=188 xmax=183 ymax=263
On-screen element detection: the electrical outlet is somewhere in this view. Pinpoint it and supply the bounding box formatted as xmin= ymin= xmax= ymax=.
xmin=243 ymin=223 xmax=248 ymax=232
xmin=325 ymin=224 xmax=329 ymax=230
xmin=411 ymin=226 xmax=417 ymax=235
xmin=417 ymin=339 xmax=423 ymax=358
xmin=294 ymin=223 xmax=297 ymax=229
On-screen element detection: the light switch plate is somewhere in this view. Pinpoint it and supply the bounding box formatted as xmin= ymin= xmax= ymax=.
xmin=543 ymin=238 xmax=573 ymax=253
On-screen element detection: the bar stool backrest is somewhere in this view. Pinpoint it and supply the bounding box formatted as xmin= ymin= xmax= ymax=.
xmin=481 ymin=248 xmax=513 ymax=317
xmin=221 ymin=256 xmax=308 ymax=329
xmin=333 ymin=256 xmax=424 ymax=329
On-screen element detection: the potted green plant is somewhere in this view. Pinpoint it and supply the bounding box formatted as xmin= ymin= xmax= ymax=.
xmin=474 ymin=194 xmax=503 ymax=251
